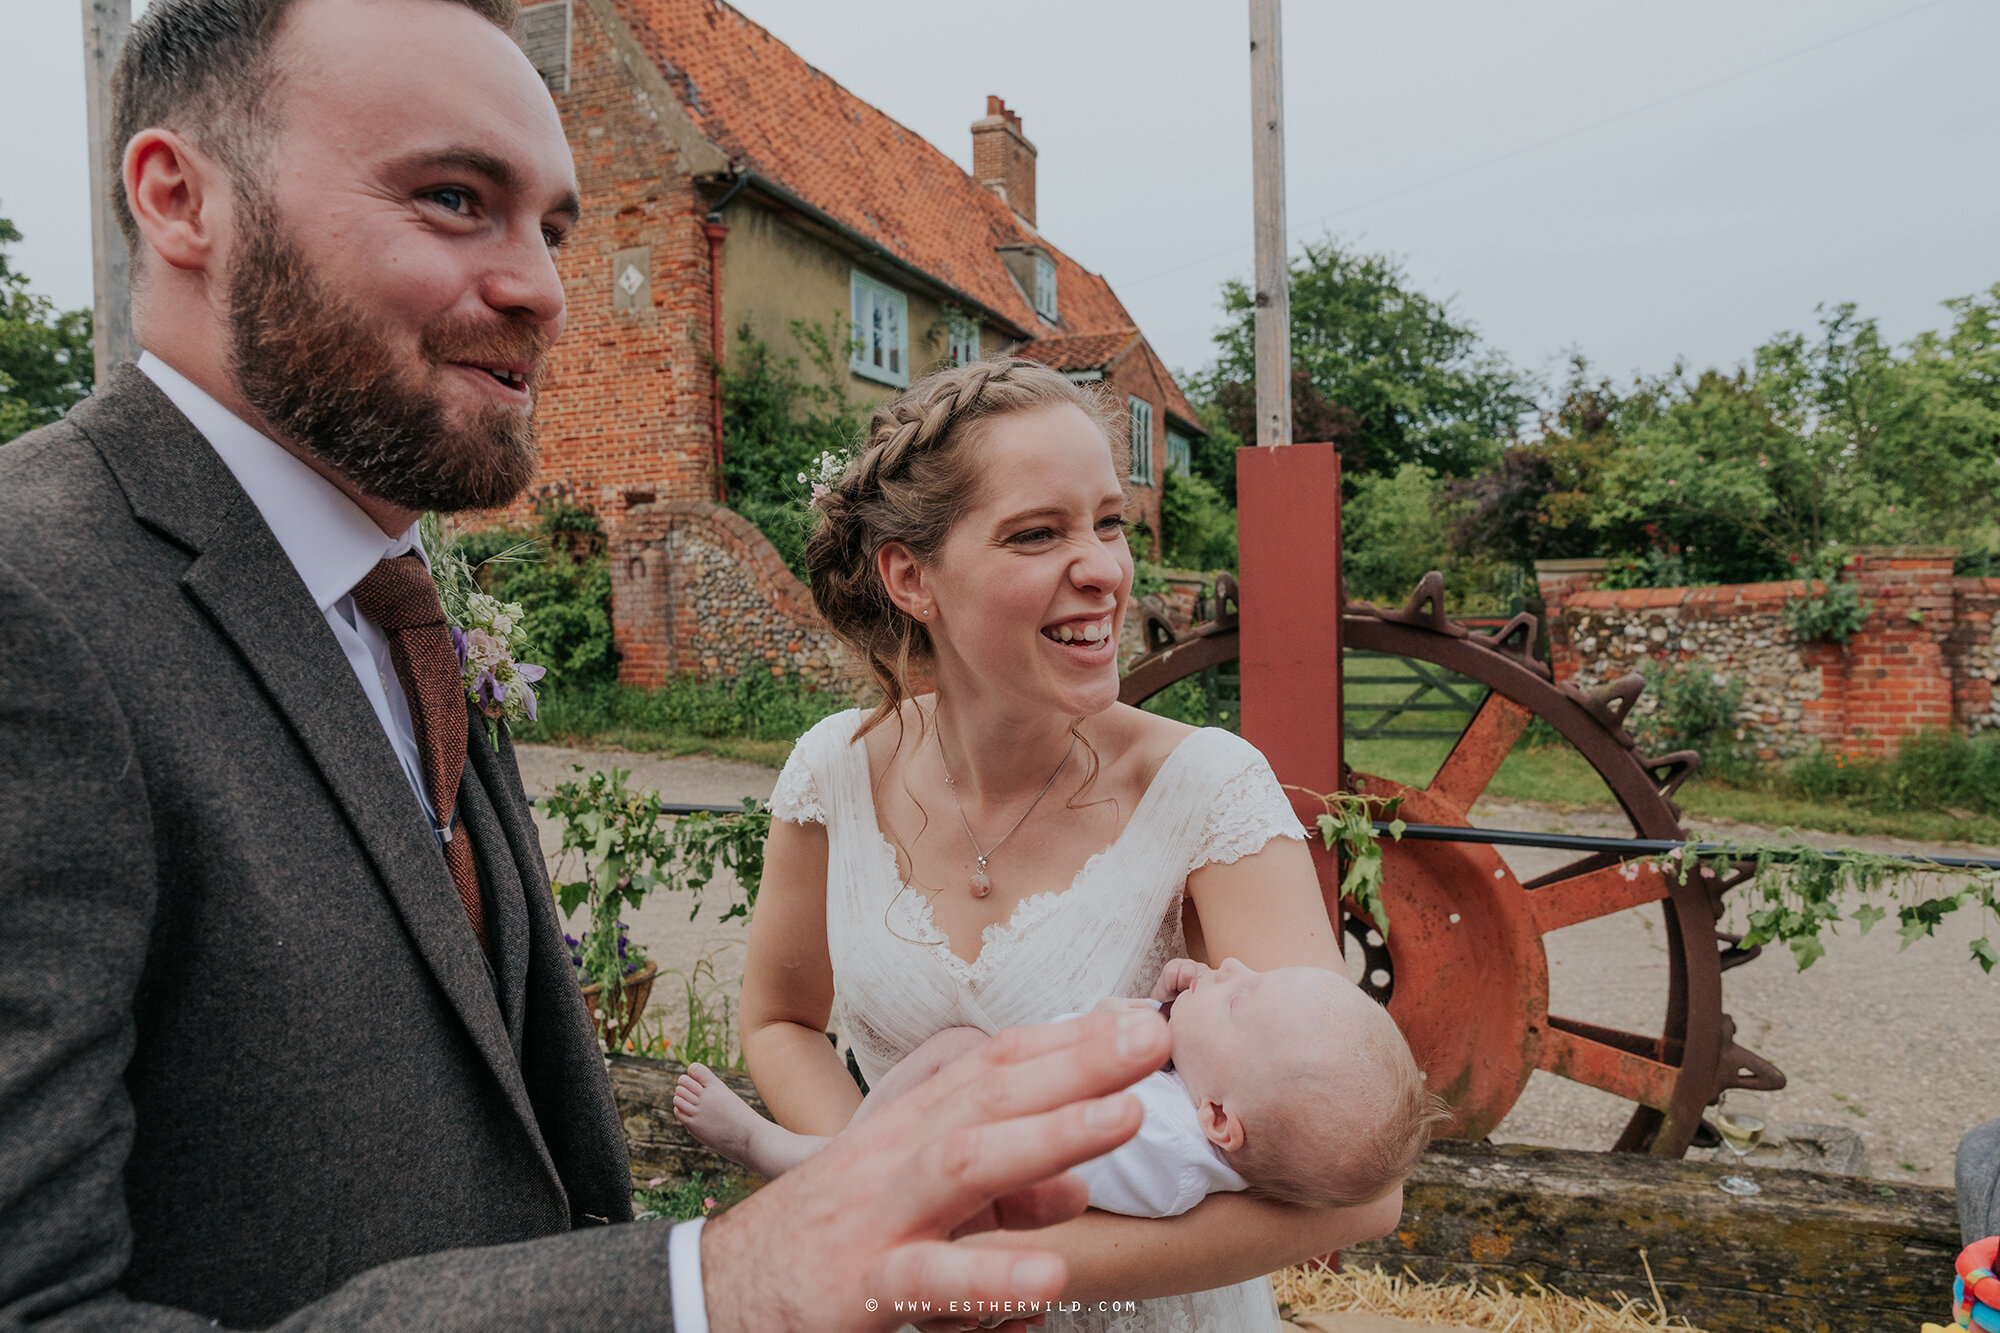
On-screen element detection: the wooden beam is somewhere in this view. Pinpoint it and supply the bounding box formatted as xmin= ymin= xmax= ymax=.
xmin=1347 ymin=1140 xmax=1958 ymax=1332
xmin=607 ymin=1060 xmax=1956 ymax=1332
xmin=608 ymin=1053 xmax=770 ymax=1189
xmin=82 ymin=0 xmax=137 ymax=382
xmin=1246 ymin=0 xmax=1290 ymax=449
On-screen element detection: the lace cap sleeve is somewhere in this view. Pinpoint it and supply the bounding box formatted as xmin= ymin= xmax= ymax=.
xmin=1189 ymin=733 xmax=1307 ymax=872
xmin=768 ymin=711 xmax=848 ymax=825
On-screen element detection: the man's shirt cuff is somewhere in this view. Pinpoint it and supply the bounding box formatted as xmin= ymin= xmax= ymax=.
xmin=669 ymin=1217 xmax=709 ymax=1333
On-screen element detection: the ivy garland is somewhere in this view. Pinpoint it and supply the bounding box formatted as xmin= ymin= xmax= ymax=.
xmin=1297 ymin=784 xmax=1998 ymax=974
xmin=1293 ymin=787 xmax=1405 ymax=939
xmin=1662 ymin=840 xmax=1998 ymax=973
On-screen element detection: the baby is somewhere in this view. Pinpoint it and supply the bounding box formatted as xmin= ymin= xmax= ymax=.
xmin=675 ymin=958 xmax=1447 ymax=1215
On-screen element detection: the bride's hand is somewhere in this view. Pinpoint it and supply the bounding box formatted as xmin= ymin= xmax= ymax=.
xmin=1149 ymin=958 xmax=1211 ymax=1003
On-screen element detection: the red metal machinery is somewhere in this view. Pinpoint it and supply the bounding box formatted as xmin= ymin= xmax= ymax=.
xmin=1122 ymin=446 xmax=1784 ymax=1157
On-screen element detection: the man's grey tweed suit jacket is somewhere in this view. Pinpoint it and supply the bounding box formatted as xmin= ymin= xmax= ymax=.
xmin=0 ymin=368 xmax=679 ymax=1328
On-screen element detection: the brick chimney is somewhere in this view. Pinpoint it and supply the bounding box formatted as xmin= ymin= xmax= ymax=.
xmin=972 ymin=95 xmax=1037 ymax=227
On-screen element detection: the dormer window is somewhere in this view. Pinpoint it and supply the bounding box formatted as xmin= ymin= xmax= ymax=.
xmin=1033 ymin=254 xmax=1058 ymax=321
xmin=850 ymin=270 xmax=908 ymax=387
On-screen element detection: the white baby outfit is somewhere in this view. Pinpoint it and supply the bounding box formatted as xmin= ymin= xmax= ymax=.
xmin=769 ymin=710 xmax=1306 ymax=1333
xmin=1057 ymin=1006 xmax=1248 ymax=1219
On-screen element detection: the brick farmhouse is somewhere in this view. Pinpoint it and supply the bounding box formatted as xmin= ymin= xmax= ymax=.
xmin=499 ymin=0 xmax=1205 ymax=685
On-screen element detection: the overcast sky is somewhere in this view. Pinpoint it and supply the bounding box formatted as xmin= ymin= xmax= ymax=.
xmin=3 ymin=0 xmax=1994 ymax=401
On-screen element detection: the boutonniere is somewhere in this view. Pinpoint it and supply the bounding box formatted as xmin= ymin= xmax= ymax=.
xmin=453 ymin=591 xmax=547 ymax=746
xmin=421 ymin=515 xmax=548 ymax=750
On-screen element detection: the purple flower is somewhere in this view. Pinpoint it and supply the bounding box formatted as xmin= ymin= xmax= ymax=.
xmin=517 ymin=662 xmax=547 ymax=684
xmin=519 ymin=680 xmax=539 ymax=722
xmin=474 ymin=671 xmax=505 ymax=716
xmin=450 ymin=625 xmax=469 ymax=668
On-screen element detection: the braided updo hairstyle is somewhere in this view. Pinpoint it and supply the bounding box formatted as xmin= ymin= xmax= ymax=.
xmin=805 ymin=356 xmax=1125 ymax=740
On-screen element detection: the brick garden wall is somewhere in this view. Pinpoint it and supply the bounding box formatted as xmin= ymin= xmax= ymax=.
xmin=1540 ymin=548 xmax=2000 ymax=759
xmin=611 ymin=501 xmax=846 ymax=689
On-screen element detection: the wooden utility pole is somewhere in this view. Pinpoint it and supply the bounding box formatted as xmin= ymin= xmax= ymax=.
xmin=82 ymin=0 xmax=138 ymax=383
xmin=1246 ymin=0 xmax=1290 ymax=450
xmin=1236 ymin=0 xmax=1346 ymax=918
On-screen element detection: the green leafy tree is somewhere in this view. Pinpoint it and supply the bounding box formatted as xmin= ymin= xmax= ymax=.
xmin=1343 ymin=462 xmax=1522 ymax=609
xmin=1591 ymin=365 xmax=1793 ymax=583
xmin=1204 ymin=236 xmax=1531 ymax=482
xmin=1462 ymin=289 xmax=2000 ymax=585
xmin=1865 ymin=285 xmax=2000 ymax=557
xmin=1342 ymin=463 xmax=1456 ymax=602
xmin=1158 ymin=468 xmax=1237 ymax=571
xmin=0 ymin=214 xmax=94 ymax=443
xmin=1183 ymin=392 xmax=1244 ymax=505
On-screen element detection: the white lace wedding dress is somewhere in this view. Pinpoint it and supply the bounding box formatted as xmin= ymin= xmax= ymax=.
xmin=769 ymin=709 xmax=1306 ymax=1333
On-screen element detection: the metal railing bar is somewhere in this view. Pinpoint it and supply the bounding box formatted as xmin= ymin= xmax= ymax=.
xmin=1371 ymin=821 xmax=2000 ymax=872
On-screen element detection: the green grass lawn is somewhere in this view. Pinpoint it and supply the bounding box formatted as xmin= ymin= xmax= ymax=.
xmin=1189 ymin=652 xmax=2000 ymax=846
xmin=1346 ymin=731 xmax=2000 ymax=845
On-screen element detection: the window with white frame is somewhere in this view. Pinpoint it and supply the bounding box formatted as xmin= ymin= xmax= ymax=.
xmin=849 ymin=271 xmax=909 ymax=386
xmin=1033 ymin=254 xmax=1058 ymax=321
xmin=947 ymin=319 xmax=979 ymax=367
xmin=1128 ymin=397 xmax=1154 ymax=486
xmin=1167 ymin=430 xmax=1192 ymax=477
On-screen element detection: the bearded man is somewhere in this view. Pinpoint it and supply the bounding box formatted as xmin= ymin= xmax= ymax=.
xmin=0 ymin=1 xmax=1168 ymax=1328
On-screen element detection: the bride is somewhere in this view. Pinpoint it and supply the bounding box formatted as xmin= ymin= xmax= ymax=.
xmin=740 ymin=357 xmax=1402 ymax=1330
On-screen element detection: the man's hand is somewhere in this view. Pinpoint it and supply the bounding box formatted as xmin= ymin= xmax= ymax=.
xmin=1149 ymin=957 xmax=1213 ymax=1004
xmin=699 ymin=1007 xmax=1171 ymax=1333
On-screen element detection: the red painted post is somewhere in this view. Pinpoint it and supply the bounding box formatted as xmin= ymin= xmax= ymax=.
xmin=1237 ymin=441 xmax=1345 ymax=919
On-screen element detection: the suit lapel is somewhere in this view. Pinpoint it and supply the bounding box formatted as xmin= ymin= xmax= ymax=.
xmin=459 ymin=713 xmax=532 ymax=1053
xmin=77 ymin=367 xmax=561 ymax=1196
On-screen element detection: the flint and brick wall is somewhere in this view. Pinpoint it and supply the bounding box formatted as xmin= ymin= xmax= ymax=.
xmin=612 ymin=501 xmax=845 ymax=689
xmin=1540 ymin=549 xmax=2000 ymax=759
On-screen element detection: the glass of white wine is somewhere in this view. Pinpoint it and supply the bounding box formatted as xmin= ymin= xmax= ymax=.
xmin=1715 ymin=1094 xmax=1765 ymax=1196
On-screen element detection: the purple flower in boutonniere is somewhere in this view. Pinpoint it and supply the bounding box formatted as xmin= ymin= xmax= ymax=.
xmin=453 ymin=591 xmax=548 ymax=747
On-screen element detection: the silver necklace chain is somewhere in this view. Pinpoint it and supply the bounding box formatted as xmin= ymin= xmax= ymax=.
xmin=935 ymin=721 xmax=1076 ymax=897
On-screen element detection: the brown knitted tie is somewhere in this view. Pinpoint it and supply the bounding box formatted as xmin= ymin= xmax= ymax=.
xmin=347 ymin=553 xmax=488 ymax=955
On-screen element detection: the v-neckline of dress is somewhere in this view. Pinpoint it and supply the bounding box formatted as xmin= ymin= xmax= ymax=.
xmin=856 ymin=726 xmax=1205 ymax=976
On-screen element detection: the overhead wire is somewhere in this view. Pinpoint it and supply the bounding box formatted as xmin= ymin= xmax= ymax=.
xmin=1122 ymin=0 xmax=1956 ymax=289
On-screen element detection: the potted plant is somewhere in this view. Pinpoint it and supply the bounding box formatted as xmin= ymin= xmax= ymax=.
xmin=541 ymin=766 xmax=674 ymax=1050
xmin=564 ymin=922 xmax=657 ymax=1051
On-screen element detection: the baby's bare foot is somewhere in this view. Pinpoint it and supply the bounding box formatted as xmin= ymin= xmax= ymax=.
xmin=674 ymin=1063 xmax=762 ymax=1164
xmin=673 ymin=1062 xmax=827 ymax=1179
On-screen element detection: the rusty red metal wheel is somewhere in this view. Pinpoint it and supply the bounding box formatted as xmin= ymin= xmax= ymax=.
xmin=1119 ymin=574 xmax=1784 ymax=1157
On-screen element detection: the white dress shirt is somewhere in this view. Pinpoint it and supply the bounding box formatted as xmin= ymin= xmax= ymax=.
xmin=136 ymin=352 xmax=711 ymax=1320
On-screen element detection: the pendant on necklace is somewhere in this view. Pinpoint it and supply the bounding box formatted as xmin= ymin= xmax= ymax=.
xmin=970 ymin=860 xmax=992 ymax=897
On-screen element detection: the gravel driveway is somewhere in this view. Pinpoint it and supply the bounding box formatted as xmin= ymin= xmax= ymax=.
xmin=517 ymin=744 xmax=1994 ymax=1186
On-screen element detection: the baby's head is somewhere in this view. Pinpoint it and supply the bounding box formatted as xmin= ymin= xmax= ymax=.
xmin=1167 ymin=959 xmax=1449 ymax=1208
